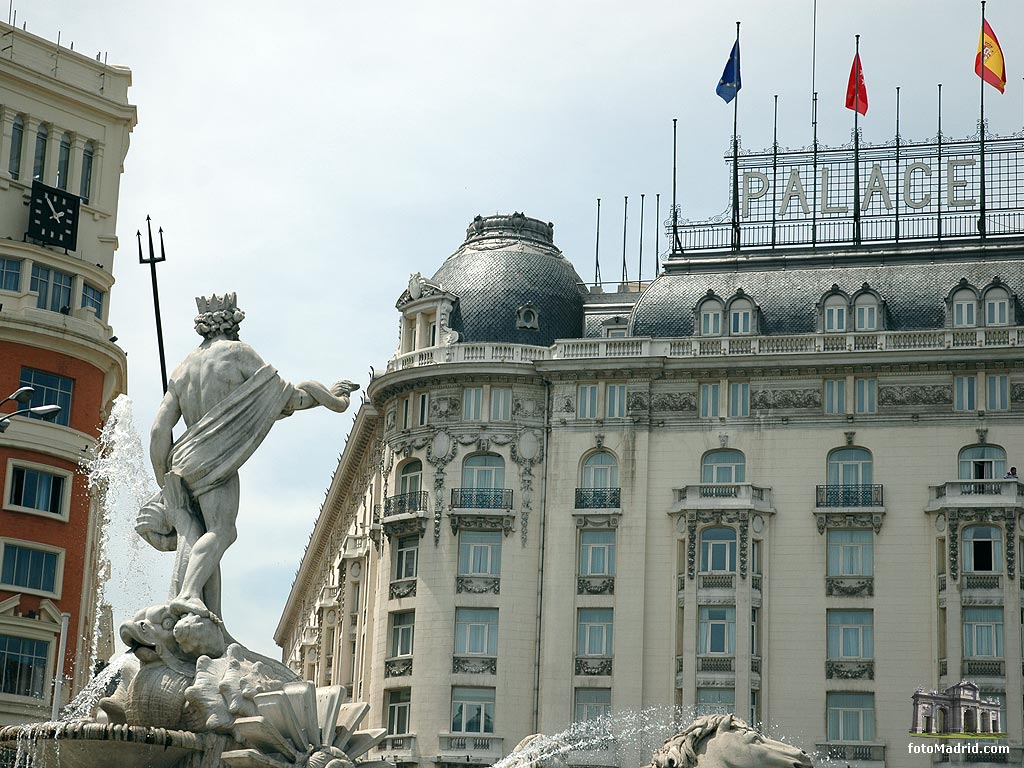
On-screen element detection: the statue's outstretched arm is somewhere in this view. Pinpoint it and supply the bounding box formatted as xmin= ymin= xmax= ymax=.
xmin=150 ymin=388 xmax=182 ymax=487
xmin=281 ymin=380 xmax=359 ymax=417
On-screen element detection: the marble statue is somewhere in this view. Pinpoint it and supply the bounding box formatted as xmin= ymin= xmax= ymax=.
xmin=136 ymin=292 xmax=357 ymax=621
xmin=649 ymin=714 xmax=812 ymax=768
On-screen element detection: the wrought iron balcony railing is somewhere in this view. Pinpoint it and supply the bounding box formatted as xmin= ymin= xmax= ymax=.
xmin=698 ymin=573 xmax=736 ymax=590
xmin=697 ymin=655 xmax=734 ymax=672
xmin=815 ymin=484 xmax=883 ymax=507
xmin=384 ymin=491 xmax=429 ymax=516
xmin=962 ymin=574 xmax=1002 ymax=590
xmin=816 ymin=744 xmax=885 ymax=762
xmin=962 ymin=659 xmax=1005 ymax=677
xmin=451 ymin=488 xmax=513 ymax=510
xmin=575 ymin=487 xmax=621 ymax=509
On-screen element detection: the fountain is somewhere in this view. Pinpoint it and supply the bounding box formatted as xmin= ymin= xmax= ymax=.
xmin=0 ymin=294 xmax=376 ymax=768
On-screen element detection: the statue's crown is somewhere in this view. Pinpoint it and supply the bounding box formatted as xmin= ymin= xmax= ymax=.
xmin=196 ymin=293 xmax=238 ymax=314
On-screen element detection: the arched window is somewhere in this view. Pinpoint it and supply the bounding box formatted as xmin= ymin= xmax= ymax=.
xmin=963 ymin=525 xmax=1002 ymax=573
xmin=951 ymin=287 xmax=978 ymax=328
xmin=702 ymin=450 xmax=746 ymax=483
xmin=700 ymin=527 xmax=736 ymax=573
xmin=728 ymin=297 xmax=754 ymax=336
xmin=462 ymin=454 xmax=504 ymax=489
xmin=582 ymin=451 xmax=618 ymax=488
xmin=827 ymin=448 xmax=873 ymax=486
xmin=32 ymin=124 xmax=47 ymax=181
xmin=56 ymin=132 xmax=71 ymax=190
xmin=79 ymin=141 xmax=94 ymax=203
xmin=958 ymin=445 xmax=1006 ymax=480
xmin=399 ymin=460 xmax=422 ymax=495
xmin=697 ymin=295 xmax=724 ymax=337
xmin=853 ymin=292 xmax=879 ymax=331
xmin=983 ymin=285 xmax=1010 ymax=327
xmin=8 ymin=116 xmax=23 ymax=180
xmin=823 ymin=294 xmax=848 ymax=332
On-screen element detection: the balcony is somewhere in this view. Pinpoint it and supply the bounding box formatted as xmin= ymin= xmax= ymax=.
xmin=939 ymin=657 xmax=948 ymax=677
xmin=456 ymin=576 xmax=500 ymax=594
xmin=578 ymin=576 xmax=615 ymax=595
xmin=389 ymin=578 xmax=417 ymax=600
xmin=452 ymin=655 xmax=497 ymax=675
xmin=826 ymin=576 xmax=874 ymax=597
xmin=317 ymin=584 xmax=339 ymax=608
xmin=675 ymin=656 xmax=685 ymax=688
xmin=816 ymin=484 xmax=883 ymax=507
xmin=377 ymin=734 xmax=418 ymax=760
xmin=926 ymin=480 xmax=1024 ymax=513
xmin=825 ymin=660 xmax=874 ymax=680
xmin=698 ymin=573 xmax=736 ymax=590
xmin=451 ymin=488 xmax=513 ymax=510
xmin=816 ymin=744 xmax=885 ymax=763
xmin=384 ymin=491 xmax=429 ymax=516
xmin=341 ymin=534 xmax=369 ymax=559
xmin=672 ymin=484 xmax=774 ymax=514
xmin=697 ymin=656 xmax=734 ymax=673
xmin=575 ymin=487 xmax=621 ymax=509
xmin=438 ymin=734 xmax=504 ymax=762
xmin=384 ymin=657 xmax=413 ymax=677
xmin=962 ymin=659 xmax=1005 ymax=677
xmin=575 ymin=656 xmax=613 ymax=676
xmin=962 ymin=574 xmax=1002 ymax=591
xmin=938 ymin=574 xmax=947 ymax=593
xmin=751 ymin=655 xmax=761 ymax=674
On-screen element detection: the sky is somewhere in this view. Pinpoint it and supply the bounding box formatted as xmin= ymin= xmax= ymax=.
xmin=14 ymin=0 xmax=1024 ymax=659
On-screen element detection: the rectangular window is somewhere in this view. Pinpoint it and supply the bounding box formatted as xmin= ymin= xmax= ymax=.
xmin=401 ymin=397 xmax=411 ymax=429
xmin=963 ymin=608 xmax=1004 ymax=658
xmin=428 ymin=322 xmax=437 ymax=347
xmin=490 ymin=387 xmax=511 ymax=421
xmin=827 ymin=693 xmax=875 ymax=742
xmin=700 ymin=383 xmax=720 ymax=418
xmin=30 ymin=265 xmax=73 ymax=314
xmin=463 ymin=387 xmax=482 ymax=421
xmin=954 ymin=300 xmax=976 ymax=327
xmin=729 ymin=382 xmax=749 ymax=417
xmin=459 ymin=531 xmax=501 ymax=576
xmin=986 ymin=299 xmax=1008 ymax=326
xmin=79 ymin=143 xmax=94 ymax=203
xmin=730 ymin=309 xmax=751 ymax=335
xmin=578 ymin=385 xmax=598 ymax=419
xmin=81 ymin=284 xmax=104 ymax=317
xmin=605 ymin=327 xmax=627 ymax=338
xmin=390 ymin=612 xmax=414 ymax=657
xmin=32 ymin=128 xmax=46 ymax=181
xmin=955 ymin=375 xmax=977 ymax=412
xmin=580 ymin=530 xmax=615 ymax=576
xmin=606 ymin=384 xmax=626 ymax=418
xmin=824 ymin=379 xmax=846 ymax=414
xmin=0 ymin=257 xmax=21 ymax=292
xmin=394 ymin=535 xmax=418 ymax=580
xmin=825 ymin=306 xmax=846 ymax=332
xmin=696 ymin=688 xmax=735 ymax=716
xmin=575 ymin=688 xmax=611 ymax=723
xmin=418 ymin=393 xmax=428 ymax=426
xmin=751 ymin=608 xmax=759 ymax=656
xmin=8 ymin=118 xmax=23 ymax=180
xmin=827 ymin=610 xmax=874 ymax=660
xmin=751 ymin=540 xmax=761 ymax=575
xmin=827 ymin=530 xmax=874 ymax=576
xmin=9 ymin=465 xmax=66 ymax=516
xmin=855 ymin=305 xmax=876 ymax=331
xmin=386 ymin=689 xmax=411 ymax=735
xmin=698 ymin=606 xmax=736 ymax=654
xmin=987 ymin=375 xmax=1009 ymax=411
xmin=20 ymin=368 xmax=72 ymax=427
xmin=455 ymin=608 xmax=498 ymax=656
xmin=0 ymin=542 xmax=59 ymax=594
xmin=701 ymin=311 xmax=721 ymax=336
xmin=451 ymin=687 xmax=494 ymax=734
xmin=577 ymin=608 xmax=613 ymax=657
xmin=0 ymin=634 xmax=49 ymax=698
xmin=700 ymin=532 xmax=737 ymax=573
xmin=854 ymin=378 xmax=876 ymax=414
xmin=56 ymin=135 xmax=70 ymax=190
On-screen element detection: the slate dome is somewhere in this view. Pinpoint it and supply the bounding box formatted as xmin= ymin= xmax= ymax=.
xmin=430 ymin=213 xmax=587 ymax=346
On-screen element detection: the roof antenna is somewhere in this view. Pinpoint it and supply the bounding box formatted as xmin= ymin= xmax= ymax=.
xmin=593 ymin=198 xmax=602 ymax=288
xmin=636 ymin=193 xmax=645 ymax=290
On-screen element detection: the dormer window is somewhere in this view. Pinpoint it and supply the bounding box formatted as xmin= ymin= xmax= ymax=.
xmin=952 ymin=287 xmax=978 ymax=328
xmin=983 ymin=285 xmax=1010 ymax=327
xmin=697 ymin=293 xmax=725 ymax=337
xmin=853 ymin=291 xmax=879 ymax=331
xmin=601 ymin=316 xmax=629 ymax=338
xmin=730 ymin=306 xmax=751 ymax=335
xmin=824 ymin=295 xmax=847 ymax=332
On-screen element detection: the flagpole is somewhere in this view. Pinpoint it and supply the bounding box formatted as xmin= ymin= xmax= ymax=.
xmin=621 ymin=196 xmax=628 ymax=284
xmin=937 ymin=84 xmax=943 ymax=240
xmin=637 ymin=193 xmax=645 ymax=290
xmin=978 ymin=0 xmax=987 ymax=239
xmin=594 ymin=198 xmax=602 ymax=287
xmin=812 ymin=92 xmax=818 ymax=246
xmin=731 ymin=20 xmax=741 ymax=252
xmin=895 ymin=86 xmax=901 ymax=243
xmin=672 ymin=118 xmax=682 ymax=254
xmin=853 ymin=34 xmax=862 ymax=246
xmin=772 ymin=94 xmax=779 ymax=249
xmin=654 ymin=193 xmax=660 ymax=279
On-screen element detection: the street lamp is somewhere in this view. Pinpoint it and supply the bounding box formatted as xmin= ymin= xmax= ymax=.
xmin=0 ymin=387 xmax=61 ymax=433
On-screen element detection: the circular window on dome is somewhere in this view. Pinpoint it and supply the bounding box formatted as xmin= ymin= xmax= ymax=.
xmin=516 ymin=303 xmax=540 ymax=331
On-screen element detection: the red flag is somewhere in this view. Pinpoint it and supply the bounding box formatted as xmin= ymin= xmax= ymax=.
xmin=845 ymin=52 xmax=868 ymax=115
xmin=976 ymin=19 xmax=1007 ymax=93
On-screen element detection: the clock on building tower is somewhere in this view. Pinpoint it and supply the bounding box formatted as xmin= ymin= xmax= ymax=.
xmin=27 ymin=180 xmax=81 ymax=250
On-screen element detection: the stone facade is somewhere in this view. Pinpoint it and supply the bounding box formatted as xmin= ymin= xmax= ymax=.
xmin=277 ymin=214 xmax=1024 ymax=768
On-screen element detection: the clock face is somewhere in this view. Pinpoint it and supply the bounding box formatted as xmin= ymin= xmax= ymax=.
xmin=27 ymin=181 xmax=80 ymax=250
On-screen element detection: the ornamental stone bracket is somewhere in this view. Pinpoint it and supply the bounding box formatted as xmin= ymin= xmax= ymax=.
xmin=449 ymin=511 xmax=516 ymax=537
xmin=385 ymin=658 xmax=413 ymax=677
xmin=574 ymin=511 xmax=623 ymax=529
xmin=945 ymin=508 xmax=1017 ymax=582
xmin=510 ymin=429 xmax=543 ymax=546
xmin=825 ymin=660 xmax=874 ymax=680
xmin=456 ymin=576 xmax=500 ymax=594
xmin=382 ymin=511 xmax=430 ymax=540
xmin=814 ymin=511 xmax=885 ymax=536
xmin=389 ymin=578 xmax=417 ymax=600
xmin=574 ymin=657 xmax=613 ymax=676
xmin=683 ymin=510 xmax=751 ymax=581
xmin=578 ymin=576 xmax=615 ymax=595
xmin=426 ymin=428 xmax=457 ymax=545
xmin=825 ymin=576 xmax=874 ymax=597
xmin=452 ymin=656 xmax=497 ymax=675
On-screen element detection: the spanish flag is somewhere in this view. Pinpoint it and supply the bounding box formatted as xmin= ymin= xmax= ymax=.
xmin=976 ymin=19 xmax=1006 ymax=93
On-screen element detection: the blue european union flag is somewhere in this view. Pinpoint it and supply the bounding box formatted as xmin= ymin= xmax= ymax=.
xmin=716 ymin=40 xmax=741 ymax=103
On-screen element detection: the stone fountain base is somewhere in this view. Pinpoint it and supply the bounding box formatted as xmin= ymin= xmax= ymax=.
xmin=0 ymin=722 xmax=225 ymax=768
